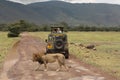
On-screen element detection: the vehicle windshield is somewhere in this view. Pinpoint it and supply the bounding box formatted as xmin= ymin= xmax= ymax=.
xmin=51 ymin=27 xmax=63 ymax=33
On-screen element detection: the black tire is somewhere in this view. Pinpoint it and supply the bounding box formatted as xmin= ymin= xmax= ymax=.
xmin=54 ymin=39 xmax=64 ymax=49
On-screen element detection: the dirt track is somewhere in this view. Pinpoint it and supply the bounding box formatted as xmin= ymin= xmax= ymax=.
xmin=0 ymin=33 xmax=117 ymax=80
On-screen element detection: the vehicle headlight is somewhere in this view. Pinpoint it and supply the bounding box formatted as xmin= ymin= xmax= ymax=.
xmin=47 ymin=44 xmax=53 ymax=49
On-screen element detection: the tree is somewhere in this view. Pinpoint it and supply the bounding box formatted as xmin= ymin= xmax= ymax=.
xmin=42 ymin=25 xmax=50 ymax=31
xmin=8 ymin=20 xmax=33 ymax=37
xmin=59 ymin=22 xmax=69 ymax=31
xmin=0 ymin=24 xmax=9 ymax=31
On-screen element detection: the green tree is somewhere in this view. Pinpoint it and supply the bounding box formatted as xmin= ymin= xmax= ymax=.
xmin=59 ymin=22 xmax=69 ymax=31
xmin=8 ymin=20 xmax=34 ymax=37
xmin=0 ymin=24 xmax=9 ymax=31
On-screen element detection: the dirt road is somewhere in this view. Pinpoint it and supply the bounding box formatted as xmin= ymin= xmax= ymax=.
xmin=0 ymin=33 xmax=116 ymax=80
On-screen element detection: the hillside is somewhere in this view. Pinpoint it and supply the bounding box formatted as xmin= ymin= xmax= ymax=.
xmin=1 ymin=0 xmax=120 ymax=26
xmin=0 ymin=0 xmax=48 ymax=24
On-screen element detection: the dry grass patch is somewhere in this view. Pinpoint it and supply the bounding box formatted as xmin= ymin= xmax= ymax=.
xmin=0 ymin=32 xmax=19 ymax=68
xmin=68 ymin=32 xmax=120 ymax=79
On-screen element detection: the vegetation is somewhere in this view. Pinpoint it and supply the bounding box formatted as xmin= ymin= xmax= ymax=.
xmin=0 ymin=32 xmax=19 ymax=68
xmin=0 ymin=0 xmax=120 ymax=78
xmin=2 ymin=0 xmax=120 ymax=26
xmin=0 ymin=21 xmax=120 ymax=33
xmin=6 ymin=20 xmax=40 ymax=37
xmin=29 ymin=32 xmax=120 ymax=79
xmin=0 ymin=31 xmax=120 ymax=78
xmin=68 ymin=32 xmax=120 ymax=79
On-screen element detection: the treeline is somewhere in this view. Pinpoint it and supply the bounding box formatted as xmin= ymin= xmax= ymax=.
xmin=0 ymin=20 xmax=120 ymax=32
xmin=70 ymin=25 xmax=120 ymax=32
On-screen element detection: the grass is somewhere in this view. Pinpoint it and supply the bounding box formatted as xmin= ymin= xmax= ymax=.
xmin=0 ymin=31 xmax=120 ymax=79
xmin=0 ymin=32 xmax=19 ymax=68
xmin=30 ymin=31 xmax=120 ymax=79
xmin=68 ymin=32 xmax=120 ymax=79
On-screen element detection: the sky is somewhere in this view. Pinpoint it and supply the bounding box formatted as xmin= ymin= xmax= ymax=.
xmin=7 ymin=0 xmax=120 ymax=5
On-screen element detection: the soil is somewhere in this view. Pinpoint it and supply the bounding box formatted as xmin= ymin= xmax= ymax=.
xmin=0 ymin=32 xmax=118 ymax=80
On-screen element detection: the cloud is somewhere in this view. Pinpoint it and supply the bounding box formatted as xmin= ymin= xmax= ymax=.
xmin=7 ymin=0 xmax=120 ymax=4
xmin=95 ymin=0 xmax=120 ymax=4
xmin=62 ymin=0 xmax=96 ymax=3
xmin=8 ymin=0 xmax=50 ymax=4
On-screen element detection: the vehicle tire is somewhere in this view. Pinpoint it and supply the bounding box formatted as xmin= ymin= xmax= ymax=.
xmin=55 ymin=39 xmax=64 ymax=49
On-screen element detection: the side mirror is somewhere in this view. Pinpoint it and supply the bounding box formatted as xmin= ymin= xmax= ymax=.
xmin=45 ymin=39 xmax=48 ymax=42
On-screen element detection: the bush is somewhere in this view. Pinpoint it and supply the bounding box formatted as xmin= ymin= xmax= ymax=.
xmin=7 ymin=32 xmax=19 ymax=37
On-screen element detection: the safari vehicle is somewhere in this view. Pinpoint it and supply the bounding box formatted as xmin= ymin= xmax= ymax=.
xmin=45 ymin=27 xmax=69 ymax=59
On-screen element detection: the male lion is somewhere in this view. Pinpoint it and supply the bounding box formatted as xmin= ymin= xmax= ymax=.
xmin=33 ymin=53 xmax=68 ymax=71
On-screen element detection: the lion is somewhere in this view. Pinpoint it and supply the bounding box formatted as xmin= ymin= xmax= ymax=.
xmin=32 ymin=53 xmax=68 ymax=71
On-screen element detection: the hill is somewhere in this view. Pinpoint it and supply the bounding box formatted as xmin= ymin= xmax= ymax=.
xmin=1 ymin=0 xmax=120 ymax=26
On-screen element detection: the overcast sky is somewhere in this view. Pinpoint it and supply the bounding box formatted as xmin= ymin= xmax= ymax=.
xmin=8 ymin=0 xmax=120 ymax=5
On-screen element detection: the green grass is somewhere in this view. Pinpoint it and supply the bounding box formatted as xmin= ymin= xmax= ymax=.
xmin=68 ymin=32 xmax=120 ymax=79
xmin=0 ymin=32 xmax=19 ymax=67
xmin=68 ymin=32 xmax=120 ymax=43
xmin=0 ymin=31 xmax=120 ymax=79
xmin=30 ymin=31 xmax=120 ymax=79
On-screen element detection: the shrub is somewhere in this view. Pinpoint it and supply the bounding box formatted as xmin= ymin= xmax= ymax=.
xmin=7 ymin=32 xmax=19 ymax=37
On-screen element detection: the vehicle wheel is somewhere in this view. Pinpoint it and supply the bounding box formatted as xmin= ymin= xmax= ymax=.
xmin=55 ymin=39 xmax=64 ymax=49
